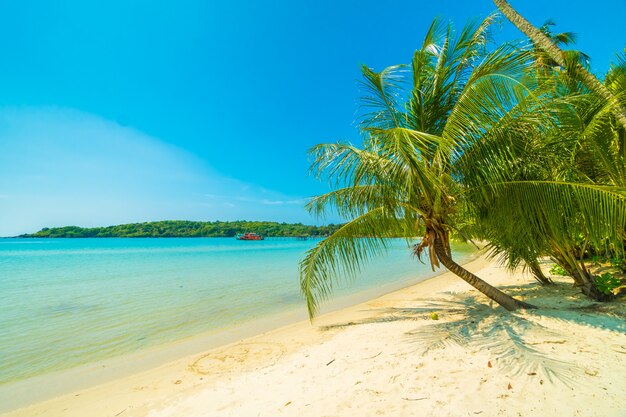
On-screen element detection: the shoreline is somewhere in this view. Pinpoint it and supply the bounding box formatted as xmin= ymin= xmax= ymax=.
xmin=4 ymin=254 xmax=625 ymax=416
xmin=0 ymin=252 xmax=480 ymax=414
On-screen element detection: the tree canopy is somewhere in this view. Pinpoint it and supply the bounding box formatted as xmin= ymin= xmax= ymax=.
xmin=18 ymin=221 xmax=341 ymax=238
xmin=300 ymin=10 xmax=626 ymax=318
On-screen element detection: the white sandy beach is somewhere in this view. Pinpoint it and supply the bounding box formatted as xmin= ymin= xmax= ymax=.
xmin=4 ymin=256 xmax=626 ymax=417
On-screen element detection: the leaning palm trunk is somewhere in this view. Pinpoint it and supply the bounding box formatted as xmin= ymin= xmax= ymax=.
xmin=550 ymin=246 xmax=613 ymax=301
xmin=430 ymin=233 xmax=536 ymax=311
xmin=493 ymin=0 xmax=626 ymax=131
xmin=301 ymin=16 xmax=560 ymax=318
xmin=527 ymin=259 xmax=553 ymax=285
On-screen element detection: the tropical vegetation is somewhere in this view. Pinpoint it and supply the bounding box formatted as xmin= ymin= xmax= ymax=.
xmin=300 ymin=5 xmax=626 ymax=318
xmin=481 ymin=0 xmax=626 ymax=301
xmin=19 ymin=221 xmax=341 ymax=238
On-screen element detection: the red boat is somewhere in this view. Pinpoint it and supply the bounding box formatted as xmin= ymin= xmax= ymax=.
xmin=235 ymin=232 xmax=264 ymax=241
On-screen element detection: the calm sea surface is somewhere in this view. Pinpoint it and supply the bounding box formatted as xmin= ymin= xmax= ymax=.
xmin=0 ymin=237 xmax=474 ymax=386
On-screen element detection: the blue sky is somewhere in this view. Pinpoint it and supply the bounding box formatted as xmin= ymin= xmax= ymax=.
xmin=0 ymin=0 xmax=624 ymax=236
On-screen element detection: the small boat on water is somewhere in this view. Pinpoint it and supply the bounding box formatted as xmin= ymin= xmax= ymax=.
xmin=235 ymin=232 xmax=264 ymax=241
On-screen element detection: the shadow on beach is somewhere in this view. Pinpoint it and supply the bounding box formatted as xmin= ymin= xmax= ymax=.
xmin=320 ymin=280 xmax=626 ymax=386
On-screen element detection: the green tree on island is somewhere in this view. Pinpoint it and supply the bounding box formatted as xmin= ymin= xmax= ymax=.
xmin=21 ymin=221 xmax=342 ymax=238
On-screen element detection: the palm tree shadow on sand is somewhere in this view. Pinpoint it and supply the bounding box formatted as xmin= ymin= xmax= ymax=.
xmin=321 ymin=282 xmax=626 ymax=387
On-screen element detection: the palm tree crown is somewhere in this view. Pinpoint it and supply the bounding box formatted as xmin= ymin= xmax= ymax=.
xmin=301 ymin=13 xmax=626 ymax=317
xmin=301 ymin=15 xmax=543 ymax=318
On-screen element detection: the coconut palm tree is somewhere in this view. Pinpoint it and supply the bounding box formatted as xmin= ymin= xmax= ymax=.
xmin=492 ymin=0 xmax=626 ymax=130
xmin=532 ymin=20 xmax=589 ymax=72
xmin=475 ymin=52 xmax=626 ymax=300
xmin=300 ymin=16 xmax=626 ymax=318
xmin=300 ymin=16 xmax=544 ymax=318
xmin=477 ymin=20 xmax=590 ymax=287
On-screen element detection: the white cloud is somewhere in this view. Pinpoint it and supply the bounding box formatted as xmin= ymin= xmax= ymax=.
xmin=260 ymin=198 xmax=307 ymax=205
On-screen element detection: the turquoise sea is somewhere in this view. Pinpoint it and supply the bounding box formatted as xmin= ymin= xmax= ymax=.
xmin=0 ymin=237 xmax=474 ymax=390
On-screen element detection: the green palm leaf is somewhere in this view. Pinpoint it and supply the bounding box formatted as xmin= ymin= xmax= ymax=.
xmin=299 ymin=207 xmax=408 ymax=318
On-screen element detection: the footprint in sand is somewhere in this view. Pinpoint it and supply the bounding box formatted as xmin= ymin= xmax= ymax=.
xmin=189 ymin=343 xmax=286 ymax=375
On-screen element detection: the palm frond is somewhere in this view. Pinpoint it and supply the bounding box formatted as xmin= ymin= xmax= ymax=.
xmin=474 ymin=181 xmax=626 ymax=258
xmin=359 ymin=64 xmax=407 ymax=130
xmin=299 ymin=208 xmax=409 ymax=318
xmin=305 ymin=184 xmax=397 ymax=219
xmin=308 ymin=143 xmax=397 ymax=188
xmin=443 ymin=43 xmax=534 ymax=146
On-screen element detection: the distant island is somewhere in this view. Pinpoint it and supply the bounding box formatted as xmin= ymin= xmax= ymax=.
xmin=19 ymin=220 xmax=342 ymax=238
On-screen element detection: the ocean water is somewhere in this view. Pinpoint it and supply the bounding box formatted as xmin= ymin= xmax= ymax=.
xmin=0 ymin=237 xmax=474 ymax=387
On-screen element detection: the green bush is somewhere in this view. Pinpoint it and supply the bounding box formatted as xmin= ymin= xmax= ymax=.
xmin=610 ymin=257 xmax=626 ymax=272
xmin=594 ymin=273 xmax=622 ymax=295
xmin=590 ymin=255 xmax=606 ymax=266
xmin=549 ymin=264 xmax=569 ymax=276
